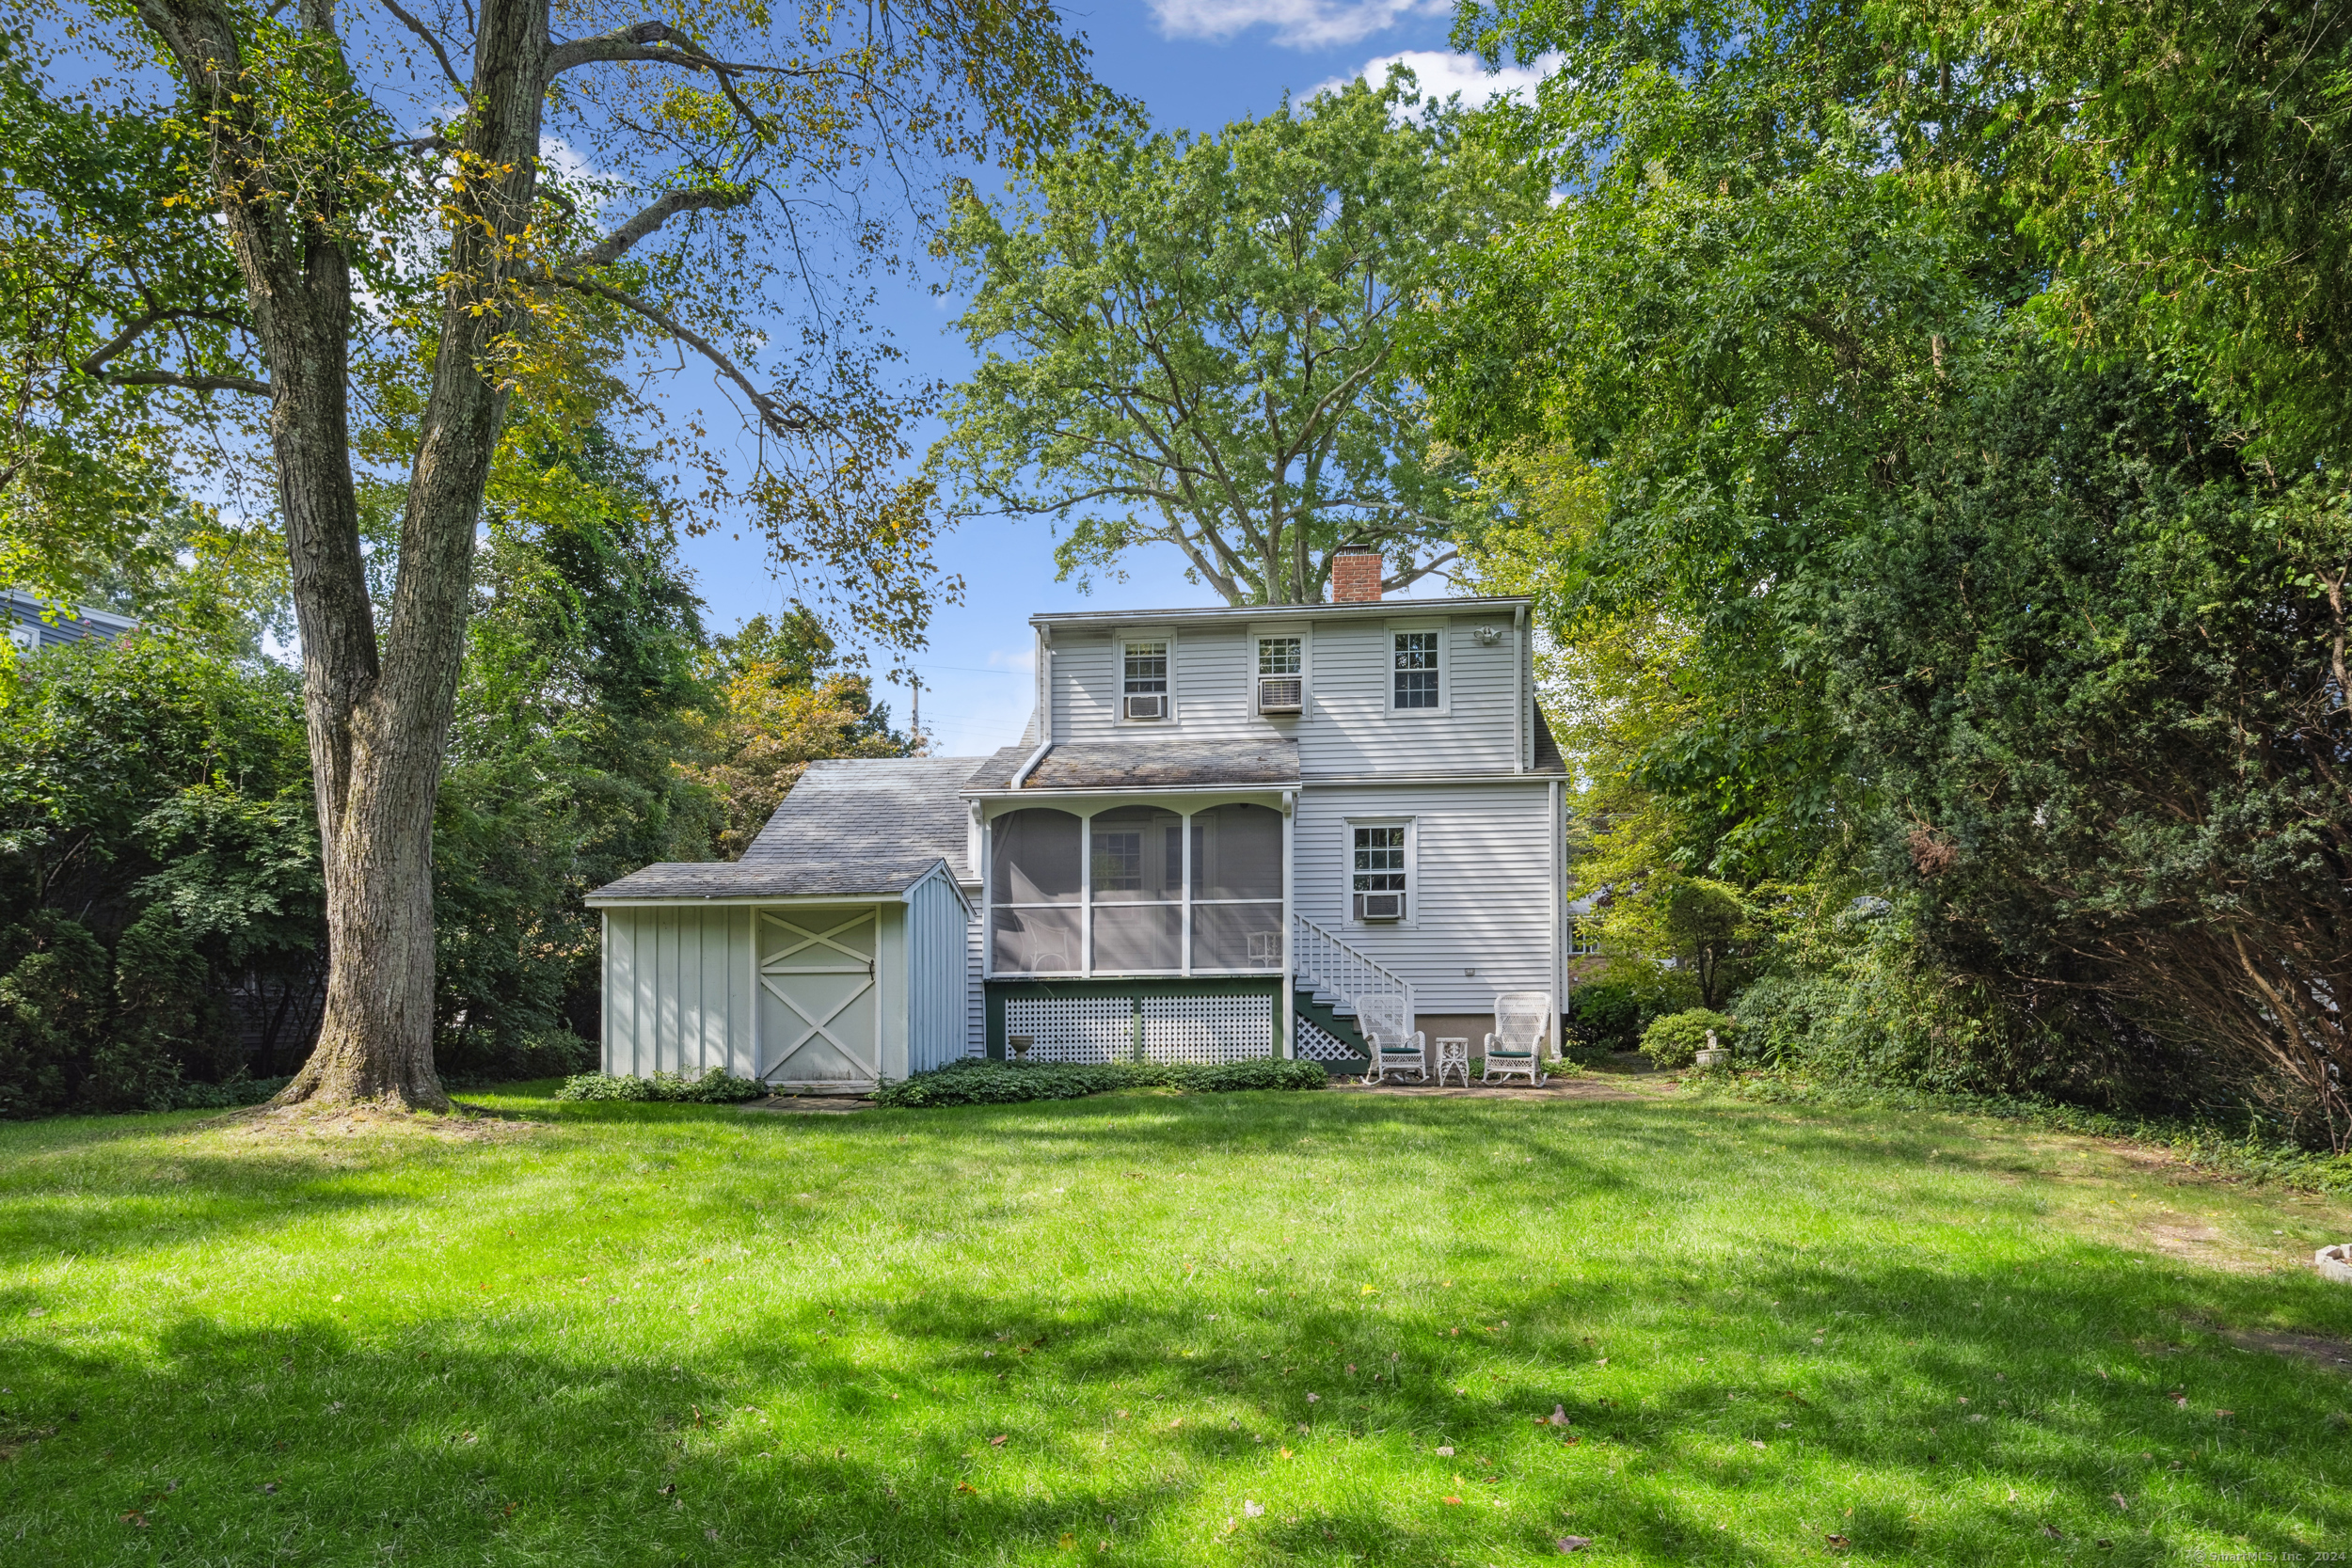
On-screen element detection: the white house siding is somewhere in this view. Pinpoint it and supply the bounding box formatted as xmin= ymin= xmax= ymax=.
xmin=603 ymin=906 xmax=755 ymax=1078
xmin=904 ymin=872 xmax=972 ymax=1075
xmin=1044 ymin=618 xmax=1524 ymax=776
xmin=963 ymin=907 xmax=986 ymax=1057
xmin=1292 ymin=781 xmax=1558 ymax=1016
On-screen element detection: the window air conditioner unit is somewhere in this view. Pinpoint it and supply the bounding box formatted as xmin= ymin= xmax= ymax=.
xmin=1354 ymin=892 xmax=1405 ymax=922
xmin=1124 ymin=693 xmax=1167 ymax=720
xmin=1257 ymin=674 xmax=1303 ymax=713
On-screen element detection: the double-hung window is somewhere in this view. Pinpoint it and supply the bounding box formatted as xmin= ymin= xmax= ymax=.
xmin=1122 ymin=640 xmax=1168 ymax=720
xmin=1392 ymin=630 xmax=1440 ymax=709
xmin=1352 ymin=824 xmax=1407 ymax=922
xmin=1256 ymin=636 xmax=1302 ymax=713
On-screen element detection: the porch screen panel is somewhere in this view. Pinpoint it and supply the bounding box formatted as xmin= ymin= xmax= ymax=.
xmin=1089 ymin=806 xmax=1182 ymax=972
xmin=1189 ymin=803 xmax=1283 ymax=971
xmin=991 ymin=809 xmax=1081 ymax=974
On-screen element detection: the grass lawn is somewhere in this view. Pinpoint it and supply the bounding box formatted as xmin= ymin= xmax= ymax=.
xmin=2 ymin=1085 xmax=2348 ymax=1566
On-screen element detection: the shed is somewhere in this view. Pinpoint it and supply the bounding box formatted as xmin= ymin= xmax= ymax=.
xmin=584 ymin=757 xmax=984 ymax=1091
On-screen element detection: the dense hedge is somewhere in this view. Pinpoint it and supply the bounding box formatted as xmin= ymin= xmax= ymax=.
xmin=553 ymin=1069 xmax=769 ymax=1103
xmin=872 ymin=1056 xmax=1328 ymax=1108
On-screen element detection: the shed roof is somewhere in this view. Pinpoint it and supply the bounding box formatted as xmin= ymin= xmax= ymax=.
xmin=586 ymin=855 xmax=957 ymax=904
xmin=742 ymin=755 xmax=983 ymax=880
xmin=961 ymin=738 xmax=1300 ymax=794
xmin=586 ymin=755 xmax=986 ymax=905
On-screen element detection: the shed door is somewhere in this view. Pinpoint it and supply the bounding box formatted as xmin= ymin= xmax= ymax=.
xmin=757 ymin=907 xmax=880 ymax=1084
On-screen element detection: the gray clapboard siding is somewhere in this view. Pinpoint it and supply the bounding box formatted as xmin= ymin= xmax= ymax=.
xmin=964 ymin=909 xmax=987 ymax=1057
xmin=1293 ymin=781 xmax=1557 ymax=1015
xmin=1046 ymin=618 xmax=1523 ymax=776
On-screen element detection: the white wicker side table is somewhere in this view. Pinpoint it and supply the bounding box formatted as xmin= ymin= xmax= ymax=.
xmin=1434 ymin=1037 xmax=1471 ymax=1087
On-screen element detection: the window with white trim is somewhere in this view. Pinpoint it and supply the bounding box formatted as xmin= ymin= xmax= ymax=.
xmin=1392 ymin=630 xmax=1440 ymax=709
xmin=1352 ymin=824 xmax=1407 ymax=921
xmin=1567 ymin=918 xmax=1602 ymax=956
xmin=1256 ymin=635 xmax=1302 ymax=714
xmin=1122 ymin=640 xmax=1168 ymax=720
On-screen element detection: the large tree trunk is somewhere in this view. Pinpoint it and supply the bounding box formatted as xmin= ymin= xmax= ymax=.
xmin=137 ymin=0 xmax=549 ymax=1111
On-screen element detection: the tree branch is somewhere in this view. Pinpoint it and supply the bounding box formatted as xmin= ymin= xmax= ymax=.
xmin=79 ymin=306 xmax=249 ymax=378
xmin=540 ymin=272 xmax=818 ymax=436
xmin=376 ymin=0 xmax=469 ymax=98
xmin=91 ymin=368 xmax=271 ymax=396
xmin=564 ymin=186 xmax=753 ymax=269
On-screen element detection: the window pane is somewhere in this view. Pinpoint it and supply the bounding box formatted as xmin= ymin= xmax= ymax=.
xmin=1258 ymin=637 xmax=1300 ymax=674
xmin=1190 ymin=803 xmax=1283 ymax=900
xmin=1192 ymin=900 xmax=1283 ymax=970
xmin=1393 ymin=631 xmax=1439 ymax=708
xmin=1090 ymin=806 xmax=1182 ymax=901
xmin=1123 ymin=641 xmax=1168 ymax=694
xmin=991 ymin=905 xmax=1081 ymax=974
xmin=1352 ymin=825 xmax=1406 ymax=892
xmin=1092 ymin=903 xmax=1181 ymax=972
xmin=993 ymin=809 xmax=1081 ymax=902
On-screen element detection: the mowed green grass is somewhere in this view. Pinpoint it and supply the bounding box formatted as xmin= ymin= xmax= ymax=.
xmin=1 ymin=1086 xmax=2348 ymax=1566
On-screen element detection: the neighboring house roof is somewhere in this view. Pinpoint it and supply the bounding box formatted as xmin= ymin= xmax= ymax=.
xmin=584 ymin=755 xmax=986 ymax=904
xmin=3 ymin=590 xmax=139 ymax=650
xmin=961 ymin=738 xmax=1301 ymax=794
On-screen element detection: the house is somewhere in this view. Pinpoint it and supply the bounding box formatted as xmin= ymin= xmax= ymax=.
xmin=586 ymin=554 xmax=1569 ymax=1086
xmin=3 ymin=590 xmax=138 ymax=654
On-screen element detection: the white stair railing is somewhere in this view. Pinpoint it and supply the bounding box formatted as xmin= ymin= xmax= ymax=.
xmin=1291 ymin=914 xmax=1413 ymax=1043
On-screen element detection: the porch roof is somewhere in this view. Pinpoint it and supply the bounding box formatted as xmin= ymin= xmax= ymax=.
xmin=585 ymin=855 xmax=954 ymax=904
xmin=961 ymin=738 xmax=1300 ymax=795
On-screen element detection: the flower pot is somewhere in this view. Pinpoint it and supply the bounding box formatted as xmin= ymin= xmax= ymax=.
xmin=1693 ymin=1048 xmax=1730 ymax=1071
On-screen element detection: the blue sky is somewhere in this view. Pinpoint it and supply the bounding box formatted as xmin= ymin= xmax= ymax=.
xmin=672 ymin=1 xmax=1548 ymax=759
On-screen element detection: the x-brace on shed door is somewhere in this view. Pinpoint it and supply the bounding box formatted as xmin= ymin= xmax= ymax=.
xmin=757 ymin=907 xmax=880 ymax=1085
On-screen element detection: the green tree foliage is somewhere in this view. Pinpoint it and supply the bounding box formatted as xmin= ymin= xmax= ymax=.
xmin=933 ymin=69 xmax=1543 ymax=603
xmin=1426 ymin=0 xmax=2352 ymax=1138
xmin=0 ymin=633 xmax=316 ymax=1114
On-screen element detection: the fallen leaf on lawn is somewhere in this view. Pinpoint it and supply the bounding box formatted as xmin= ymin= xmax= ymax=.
xmin=1557 ymin=1537 xmax=1591 ymax=1554
xmin=1058 ymin=1533 xmax=1075 ymax=1550
xmin=1443 ymin=1497 xmax=1463 ymax=1506
xmin=1169 ymin=1418 xmax=1181 ymax=1430
xmin=2042 ymin=1524 xmax=2063 ymax=1539
xmin=1307 ymin=1393 xmax=1319 ymax=1402
xmin=1244 ymin=1500 xmax=1264 ymax=1517
xmin=2111 ymin=1494 xmax=2127 ymax=1512
xmin=2097 ymin=1541 xmax=2113 ymax=1551
xmin=120 ymin=1512 xmax=148 ymax=1528
xmin=1347 ymin=1363 xmax=1357 ymax=1372
xmin=989 ymin=1434 xmax=1009 ymax=1447
xmin=1435 ymin=1445 xmax=1454 ymax=1456
xmin=2215 ymin=1410 xmax=2234 ymax=1419
xmin=1548 ymin=1404 xmax=1569 ymax=1426
xmin=1823 ymin=1534 xmax=1849 ymax=1550
xmin=956 ymin=1483 xmax=977 ymax=1494
xmin=659 ymin=1484 xmax=675 ymax=1497
xmin=1279 ymin=1448 xmax=1293 ymax=1458
xmin=1750 ymin=1439 xmax=1766 ymax=1449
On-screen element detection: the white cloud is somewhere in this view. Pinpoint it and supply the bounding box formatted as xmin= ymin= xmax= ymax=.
xmin=1148 ymin=0 xmax=1448 ymax=50
xmin=1310 ymin=48 xmax=1560 ymax=106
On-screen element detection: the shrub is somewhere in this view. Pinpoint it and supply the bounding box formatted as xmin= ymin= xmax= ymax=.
xmin=553 ymin=1069 xmax=768 ymax=1103
xmin=1639 ymin=1009 xmax=1738 ymax=1071
xmin=1565 ymin=974 xmax=1689 ymax=1055
xmin=871 ymin=1056 xmax=1328 ymax=1109
xmin=439 ymin=1027 xmax=599 ymax=1087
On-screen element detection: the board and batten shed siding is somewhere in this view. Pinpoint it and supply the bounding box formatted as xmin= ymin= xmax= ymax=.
xmin=1046 ymin=618 xmax=1524 ymax=776
xmin=602 ymin=906 xmax=755 ymax=1078
xmin=904 ymin=871 xmax=972 ymax=1074
xmin=1293 ymin=781 xmax=1558 ymax=1016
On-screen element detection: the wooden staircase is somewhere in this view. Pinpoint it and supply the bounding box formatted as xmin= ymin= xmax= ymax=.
xmin=1290 ymin=914 xmax=1410 ymax=1074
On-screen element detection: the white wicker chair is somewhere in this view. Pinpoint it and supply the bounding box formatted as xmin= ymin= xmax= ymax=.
xmin=1483 ymin=991 xmax=1552 ymax=1086
xmin=1356 ymin=992 xmax=1426 ymax=1084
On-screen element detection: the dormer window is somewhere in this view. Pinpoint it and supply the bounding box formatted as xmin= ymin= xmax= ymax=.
xmin=1257 ymin=636 xmax=1302 ymax=713
xmin=1122 ymin=640 xmax=1168 ymax=720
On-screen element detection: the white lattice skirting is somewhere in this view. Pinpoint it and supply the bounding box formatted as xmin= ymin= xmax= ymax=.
xmin=1003 ymin=995 xmax=1274 ymax=1065
xmin=1294 ymin=1019 xmax=1358 ymax=1062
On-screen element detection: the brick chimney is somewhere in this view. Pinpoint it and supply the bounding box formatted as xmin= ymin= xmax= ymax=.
xmin=1331 ymin=551 xmax=1384 ymax=603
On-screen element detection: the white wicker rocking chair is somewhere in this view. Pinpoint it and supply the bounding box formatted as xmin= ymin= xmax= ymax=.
xmin=1483 ymin=991 xmax=1552 ymax=1086
xmin=1356 ymin=992 xmax=1426 ymax=1084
